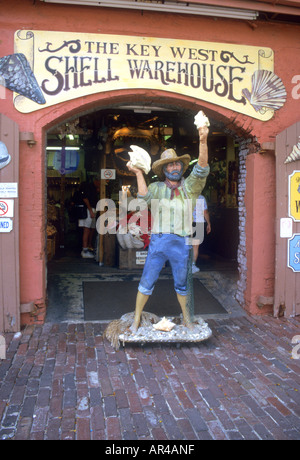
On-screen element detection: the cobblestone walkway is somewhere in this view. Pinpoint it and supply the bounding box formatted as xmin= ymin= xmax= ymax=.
xmin=0 ymin=314 xmax=299 ymax=440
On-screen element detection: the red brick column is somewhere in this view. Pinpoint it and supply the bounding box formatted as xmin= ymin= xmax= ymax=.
xmin=244 ymin=149 xmax=276 ymax=315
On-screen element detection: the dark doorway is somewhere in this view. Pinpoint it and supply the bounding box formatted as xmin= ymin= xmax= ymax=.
xmin=46 ymin=105 xmax=238 ymax=322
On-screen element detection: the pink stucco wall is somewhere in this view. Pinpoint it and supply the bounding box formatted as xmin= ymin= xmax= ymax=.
xmin=244 ymin=152 xmax=276 ymax=315
xmin=1 ymin=0 xmax=299 ymax=323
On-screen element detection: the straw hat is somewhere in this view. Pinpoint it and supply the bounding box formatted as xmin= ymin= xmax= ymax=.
xmin=152 ymin=149 xmax=191 ymax=180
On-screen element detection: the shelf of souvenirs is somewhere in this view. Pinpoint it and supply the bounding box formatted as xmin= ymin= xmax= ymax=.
xmin=47 ymin=176 xmax=80 ymax=187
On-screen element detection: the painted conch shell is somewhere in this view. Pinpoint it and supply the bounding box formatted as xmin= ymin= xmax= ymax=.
xmin=153 ymin=317 xmax=176 ymax=332
xmin=284 ymin=141 xmax=300 ymax=164
xmin=0 ymin=53 xmax=46 ymax=104
xmin=242 ymin=70 xmax=287 ymax=112
xmin=194 ymin=110 xmax=210 ymax=129
xmin=128 ymin=145 xmax=151 ymax=174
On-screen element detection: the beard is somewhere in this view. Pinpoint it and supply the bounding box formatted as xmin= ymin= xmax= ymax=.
xmin=163 ymin=165 xmax=183 ymax=181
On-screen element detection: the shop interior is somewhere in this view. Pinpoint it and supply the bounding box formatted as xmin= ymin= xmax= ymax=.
xmin=46 ymin=106 xmax=239 ymax=272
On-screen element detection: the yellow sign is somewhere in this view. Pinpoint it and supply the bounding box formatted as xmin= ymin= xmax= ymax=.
xmin=289 ymin=170 xmax=300 ymax=222
xmin=14 ymin=30 xmax=283 ymax=120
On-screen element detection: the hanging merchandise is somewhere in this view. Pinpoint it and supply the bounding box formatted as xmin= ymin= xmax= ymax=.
xmin=53 ymin=149 xmax=79 ymax=175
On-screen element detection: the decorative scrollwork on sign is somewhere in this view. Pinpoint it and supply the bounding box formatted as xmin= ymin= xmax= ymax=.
xmin=258 ymin=49 xmax=273 ymax=60
xmin=39 ymin=40 xmax=82 ymax=54
xmin=220 ymin=51 xmax=254 ymax=65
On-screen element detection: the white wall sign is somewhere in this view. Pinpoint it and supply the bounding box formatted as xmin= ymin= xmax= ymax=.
xmin=0 ymin=199 xmax=14 ymax=218
xmin=0 ymin=218 xmax=13 ymax=232
xmin=280 ymin=217 xmax=293 ymax=238
xmin=0 ymin=183 xmax=18 ymax=198
xmin=136 ymin=251 xmax=147 ymax=265
xmin=101 ymin=169 xmax=116 ymax=180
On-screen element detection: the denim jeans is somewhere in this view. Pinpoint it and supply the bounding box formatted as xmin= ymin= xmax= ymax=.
xmin=138 ymin=233 xmax=191 ymax=296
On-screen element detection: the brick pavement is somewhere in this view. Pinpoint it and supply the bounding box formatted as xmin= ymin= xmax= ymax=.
xmin=0 ymin=314 xmax=299 ymax=440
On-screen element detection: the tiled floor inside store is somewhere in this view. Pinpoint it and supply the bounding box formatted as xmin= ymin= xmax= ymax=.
xmin=46 ymin=249 xmax=243 ymax=323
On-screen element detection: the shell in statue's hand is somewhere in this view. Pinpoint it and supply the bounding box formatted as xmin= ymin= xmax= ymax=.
xmin=194 ymin=110 xmax=210 ymax=129
xmin=128 ymin=145 xmax=151 ymax=174
xmin=153 ymin=317 xmax=176 ymax=332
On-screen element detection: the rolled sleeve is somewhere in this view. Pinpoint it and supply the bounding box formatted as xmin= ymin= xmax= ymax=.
xmin=185 ymin=164 xmax=210 ymax=197
xmin=193 ymin=163 xmax=210 ymax=178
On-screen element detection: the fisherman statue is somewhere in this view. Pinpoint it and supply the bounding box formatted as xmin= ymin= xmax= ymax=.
xmin=126 ymin=111 xmax=210 ymax=333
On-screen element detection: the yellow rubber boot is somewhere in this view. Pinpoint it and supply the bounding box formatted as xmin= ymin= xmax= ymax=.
xmin=176 ymin=293 xmax=194 ymax=329
xmin=130 ymin=291 xmax=149 ymax=333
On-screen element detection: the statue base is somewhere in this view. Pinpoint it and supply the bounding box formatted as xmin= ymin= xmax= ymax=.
xmin=103 ymin=312 xmax=212 ymax=349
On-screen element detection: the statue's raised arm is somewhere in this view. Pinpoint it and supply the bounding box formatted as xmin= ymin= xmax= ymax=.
xmin=194 ymin=110 xmax=209 ymax=168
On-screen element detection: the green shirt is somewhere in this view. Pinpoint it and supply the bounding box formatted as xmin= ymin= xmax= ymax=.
xmin=139 ymin=164 xmax=209 ymax=236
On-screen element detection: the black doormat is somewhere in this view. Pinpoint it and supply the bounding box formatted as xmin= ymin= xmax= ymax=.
xmin=83 ymin=279 xmax=227 ymax=321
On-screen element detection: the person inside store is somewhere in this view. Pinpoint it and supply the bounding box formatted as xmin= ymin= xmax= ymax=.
xmin=192 ymin=194 xmax=211 ymax=274
xmin=126 ymin=123 xmax=209 ymax=332
xmin=78 ymin=175 xmax=100 ymax=258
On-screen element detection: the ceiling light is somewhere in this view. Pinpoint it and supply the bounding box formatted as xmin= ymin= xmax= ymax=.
xmin=120 ymin=105 xmax=176 ymax=112
xmin=46 ymin=146 xmax=81 ymax=150
xmin=40 ymin=0 xmax=259 ymax=20
xmin=134 ymin=108 xmax=152 ymax=114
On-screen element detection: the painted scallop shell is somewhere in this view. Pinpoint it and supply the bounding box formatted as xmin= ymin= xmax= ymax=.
xmin=284 ymin=141 xmax=300 ymax=164
xmin=0 ymin=141 xmax=11 ymax=170
xmin=242 ymin=70 xmax=287 ymax=112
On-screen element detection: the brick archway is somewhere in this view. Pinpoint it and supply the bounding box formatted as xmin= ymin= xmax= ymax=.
xmin=21 ymin=89 xmax=267 ymax=325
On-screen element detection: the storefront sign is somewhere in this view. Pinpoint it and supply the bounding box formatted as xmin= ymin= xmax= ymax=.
xmin=14 ymin=30 xmax=285 ymax=120
xmin=288 ymin=234 xmax=300 ymax=272
xmin=0 ymin=218 xmax=13 ymax=233
xmin=289 ymin=170 xmax=300 ymax=222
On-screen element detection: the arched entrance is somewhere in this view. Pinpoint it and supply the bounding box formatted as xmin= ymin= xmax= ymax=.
xmin=44 ymin=95 xmax=244 ymax=322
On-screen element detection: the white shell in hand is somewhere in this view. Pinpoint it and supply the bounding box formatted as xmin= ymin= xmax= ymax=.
xmin=194 ymin=110 xmax=210 ymax=129
xmin=128 ymin=145 xmax=151 ymax=174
